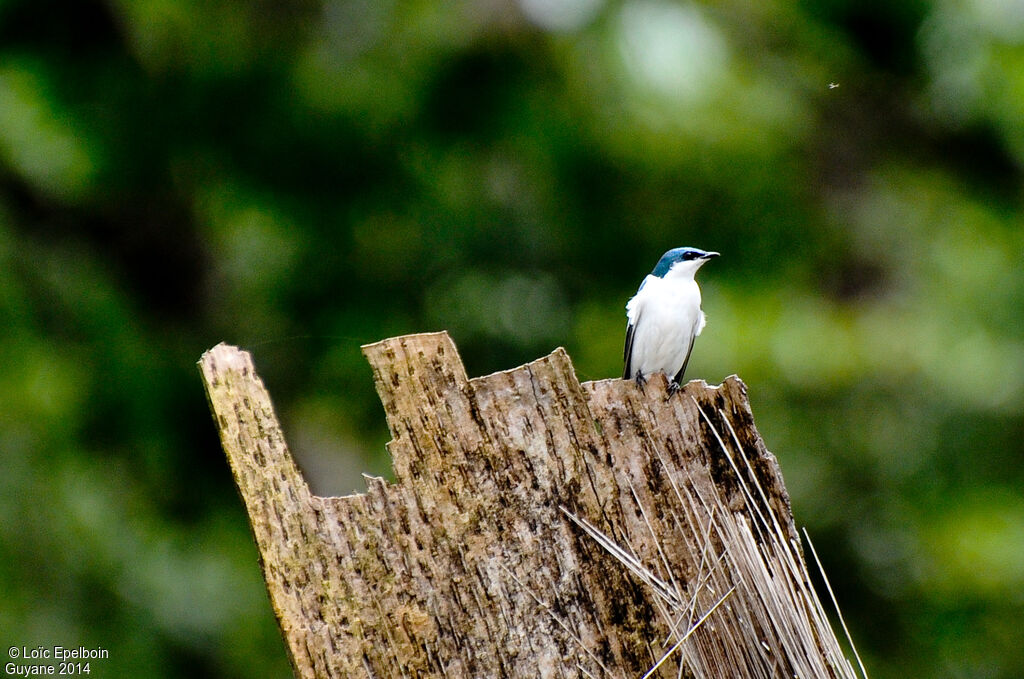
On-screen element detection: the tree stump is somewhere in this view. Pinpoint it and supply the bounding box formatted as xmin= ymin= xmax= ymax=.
xmin=198 ymin=331 xmax=861 ymax=679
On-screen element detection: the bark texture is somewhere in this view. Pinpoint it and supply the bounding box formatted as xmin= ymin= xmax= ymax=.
xmin=198 ymin=332 xmax=857 ymax=679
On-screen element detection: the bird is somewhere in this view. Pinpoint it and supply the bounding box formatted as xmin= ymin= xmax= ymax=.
xmin=623 ymin=247 xmax=719 ymax=393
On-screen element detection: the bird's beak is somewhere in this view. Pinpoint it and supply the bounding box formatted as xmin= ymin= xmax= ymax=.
xmin=703 ymin=252 xmax=720 ymax=259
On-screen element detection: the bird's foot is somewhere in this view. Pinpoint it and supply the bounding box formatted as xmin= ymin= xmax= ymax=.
xmin=667 ymin=380 xmax=683 ymax=396
xmin=633 ymin=372 xmax=647 ymax=389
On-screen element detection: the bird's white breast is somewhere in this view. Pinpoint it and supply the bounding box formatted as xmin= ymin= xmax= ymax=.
xmin=626 ymin=274 xmax=705 ymax=378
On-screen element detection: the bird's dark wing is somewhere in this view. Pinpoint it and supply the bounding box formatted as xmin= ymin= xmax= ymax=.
xmin=622 ymin=322 xmax=636 ymax=380
xmin=672 ymin=330 xmax=697 ymax=385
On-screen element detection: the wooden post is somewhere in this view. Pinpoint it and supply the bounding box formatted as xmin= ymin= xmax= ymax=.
xmin=198 ymin=332 xmax=861 ymax=678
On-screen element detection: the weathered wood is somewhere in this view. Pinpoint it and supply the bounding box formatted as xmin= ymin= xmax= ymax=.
xmin=199 ymin=332 xmax=859 ymax=678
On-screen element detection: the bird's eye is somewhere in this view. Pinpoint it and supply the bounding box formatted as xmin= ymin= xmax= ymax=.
xmin=683 ymin=251 xmax=699 ymax=260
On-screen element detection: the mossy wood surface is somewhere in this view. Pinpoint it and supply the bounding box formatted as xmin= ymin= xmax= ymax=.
xmin=198 ymin=332 xmax=849 ymax=678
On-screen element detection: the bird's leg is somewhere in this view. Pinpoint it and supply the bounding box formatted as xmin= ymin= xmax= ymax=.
xmin=633 ymin=371 xmax=647 ymax=389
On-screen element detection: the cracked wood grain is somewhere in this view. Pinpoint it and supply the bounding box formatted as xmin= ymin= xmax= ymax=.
xmin=199 ymin=332 xmax=852 ymax=679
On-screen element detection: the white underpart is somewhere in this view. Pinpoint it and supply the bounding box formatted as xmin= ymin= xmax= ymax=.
xmin=626 ymin=264 xmax=706 ymax=379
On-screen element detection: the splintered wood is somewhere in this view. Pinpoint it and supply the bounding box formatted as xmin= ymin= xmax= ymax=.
xmin=198 ymin=332 xmax=861 ymax=679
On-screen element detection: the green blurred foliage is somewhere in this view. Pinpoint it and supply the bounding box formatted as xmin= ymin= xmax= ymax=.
xmin=1 ymin=0 xmax=1023 ymax=676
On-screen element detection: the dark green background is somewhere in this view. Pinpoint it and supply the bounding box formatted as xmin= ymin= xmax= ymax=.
xmin=2 ymin=0 xmax=1023 ymax=676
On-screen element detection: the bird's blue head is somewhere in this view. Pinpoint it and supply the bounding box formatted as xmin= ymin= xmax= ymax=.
xmin=651 ymin=247 xmax=720 ymax=278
